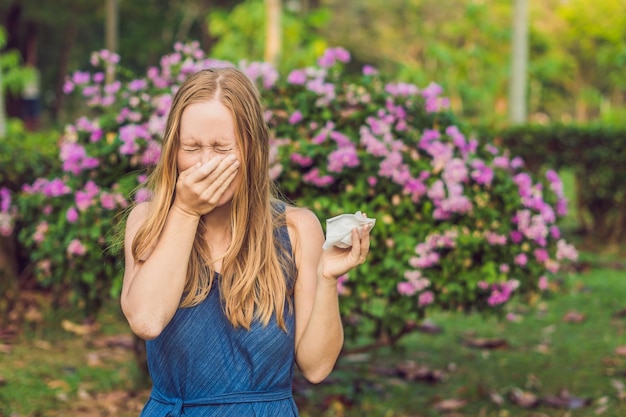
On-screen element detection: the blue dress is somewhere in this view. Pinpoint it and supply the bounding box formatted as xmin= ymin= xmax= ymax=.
xmin=140 ymin=207 xmax=298 ymax=416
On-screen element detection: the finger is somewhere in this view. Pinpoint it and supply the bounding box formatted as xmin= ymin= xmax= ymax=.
xmin=201 ymin=162 xmax=240 ymax=203
xmin=194 ymin=155 xmax=239 ymax=188
xmin=359 ymin=225 xmax=371 ymax=262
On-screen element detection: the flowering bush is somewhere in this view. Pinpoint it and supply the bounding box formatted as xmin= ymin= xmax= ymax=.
xmin=8 ymin=43 xmax=577 ymax=345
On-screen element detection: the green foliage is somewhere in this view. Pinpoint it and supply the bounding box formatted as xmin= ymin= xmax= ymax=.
xmin=491 ymin=122 xmax=626 ymax=244
xmin=6 ymin=43 xmax=576 ymax=347
xmin=207 ymin=0 xmax=330 ymax=73
xmin=0 ymin=25 xmax=37 ymax=95
xmin=0 ymin=119 xmax=59 ymax=190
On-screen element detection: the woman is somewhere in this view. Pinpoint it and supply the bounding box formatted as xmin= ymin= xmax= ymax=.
xmin=121 ymin=67 xmax=371 ymax=416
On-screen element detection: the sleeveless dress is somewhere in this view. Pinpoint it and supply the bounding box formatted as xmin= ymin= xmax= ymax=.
xmin=140 ymin=206 xmax=298 ymax=417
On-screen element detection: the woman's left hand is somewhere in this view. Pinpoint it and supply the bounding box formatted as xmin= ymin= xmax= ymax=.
xmin=319 ymin=225 xmax=371 ymax=280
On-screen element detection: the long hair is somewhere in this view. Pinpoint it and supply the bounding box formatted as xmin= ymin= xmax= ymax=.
xmin=131 ymin=67 xmax=294 ymax=330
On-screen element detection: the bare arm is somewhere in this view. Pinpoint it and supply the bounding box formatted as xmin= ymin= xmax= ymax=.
xmin=289 ymin=208 xmax=371 ymax=383
xmin=121 ymin=155 xmax=239 ymax=340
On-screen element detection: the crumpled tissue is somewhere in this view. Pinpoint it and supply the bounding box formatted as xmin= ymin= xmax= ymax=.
xmin=322 ymin=211 xmax=376 ymax=250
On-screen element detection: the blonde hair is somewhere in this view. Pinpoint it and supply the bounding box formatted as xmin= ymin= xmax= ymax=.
xmin=131 ymin=67 xmax=294 ymax=330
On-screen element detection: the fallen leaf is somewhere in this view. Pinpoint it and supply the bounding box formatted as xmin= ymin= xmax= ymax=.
xmin=489 ymin=391 xmax=505 ymax=405
xmin=615 ymin=346 xmax=626 ymax=357
xmin=91 ymin=334 xmax=134 ymax=349
xmin=462 ymin=337 xmax=508 ymax=350
xmin=433 ymin=398 xmax=467 ymax=412
xmin=86 ymin=352 xmax=103 ymax=367
xmin=47 ymin=379 xmax=71 ymax=391
xmin=61 ymin=319 xmax=100 ymax=336
xmin=509 ymin=388 xmax=540 ymax=408
xmin=33 ymin=339 xmax=52 ymax=350
xmin=542 ymin=389 xmax=592 ymax=409
xmin=24 ymin=306 xmax=43 ymax=323
xmin=0 ymin=343 xmax=12 ymax=354
xmin=396 ymin=360 xmax=445 ymax=383
xmin=416 ymin=320 xmax=443 ymax=334
xmin=562 ymin=310 xmax=586 ymax=323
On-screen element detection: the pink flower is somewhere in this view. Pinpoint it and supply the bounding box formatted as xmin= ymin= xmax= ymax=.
xmin=337 ymin=274 xmax=349 ymax=296
xmin=534 ymin=248 xmax=549 ymax=263
xmin=556 ymin=239 xmax=578 ymax=261
xmin=499 ymin=263 xmax=510 ymax=273
xmin=33 ymin=221 xmax=49 ymax=243
xmin=397 ymin=282 xmax=416 ymax=296
xmin=418 ymin=291 xmax=434 ymax=306
xmin=67 ymin=239 xmax=87 ymax=257
xmin=367 ymin=176 xmax=377 ymax=187
xmin=66 ymin=207 xmax=79 ymax=223
xmin=134 ymin=188 xmax=153 ymax=203
xmin=538 ymin=275 xmax=549 ymax=291
xmin=514 ymin=253 xmax=528 ymax=267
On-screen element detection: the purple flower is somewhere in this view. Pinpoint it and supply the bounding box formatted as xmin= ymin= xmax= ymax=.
xmin=510 ymin=230 xmax=523 ymax=243
xmin=0 ymin=188 xmax=11 ymax=213
xmin=288 ymin=111 xmax=303 ymax=125
xmin=367 ymin=176 xmax=377 ymax=187
xmin=362 ymin=65 xmax=378 ymax=76
xmin=100 ymin=193 xmax=117 ymax=210
xmin=290 ymin=153 xmax=313 ymax=167
xmin=317 ymin=47 xmax=351 ymax=68
xmin=286 ymin=69 xmax=307 ymax=85
xmin=303 ymin=168 xmax=334 ymax=187
xmin=128 ymin=79 xmax=148 ymax=91
xmin=72 ymin=71 xmax=91 ymax=85
xmin=442 ymin=158 xmax=468 ymax=184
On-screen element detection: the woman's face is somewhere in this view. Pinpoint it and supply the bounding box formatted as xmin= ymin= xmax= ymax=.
xmin=177 ymin=99 xmax=243 ymax=207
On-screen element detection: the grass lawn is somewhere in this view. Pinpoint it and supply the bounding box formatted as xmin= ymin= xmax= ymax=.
xmin=1 ymin=255 xmax=625 ymax=416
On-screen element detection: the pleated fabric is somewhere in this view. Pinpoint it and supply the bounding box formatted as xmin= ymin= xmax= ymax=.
xmin=140 ymin=204 xmax=298 ymax=416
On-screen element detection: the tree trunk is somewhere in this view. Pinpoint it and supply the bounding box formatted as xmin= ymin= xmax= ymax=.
xmin=508 ymin=0 xmax=529 ymax=124
xmin=264 ymin=0 xmax=282 ymax=66
xmin=51 ymin=23 xmax=77 ymax=120
xmin=0 ymin=63 xmax=6 ymax=138
xmin=105 ymin=0 xmax=118 ymax=84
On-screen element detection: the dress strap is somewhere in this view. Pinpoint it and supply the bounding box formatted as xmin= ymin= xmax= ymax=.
xmin=150 ymin=387 xmax=294 ymax=417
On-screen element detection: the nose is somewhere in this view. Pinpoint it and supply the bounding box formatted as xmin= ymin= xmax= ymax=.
xmin=200 ymin=147 xmax=216 ymax=165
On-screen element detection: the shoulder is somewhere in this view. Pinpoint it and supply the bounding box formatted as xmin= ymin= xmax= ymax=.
xmin=285 ymin=206 xmax=323 ymax=234
xmin=126 ymin=202 xmax=152 ymax=229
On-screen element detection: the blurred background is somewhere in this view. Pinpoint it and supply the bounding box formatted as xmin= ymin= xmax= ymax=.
xmin=1 ymin=1 xmax=626 ymax=416
xmin=2 ymin=0 xmax=625 ymax=128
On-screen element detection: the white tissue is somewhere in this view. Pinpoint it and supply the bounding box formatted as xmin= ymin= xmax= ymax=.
xmin=322 ymin=211 xmax=376 ymax=250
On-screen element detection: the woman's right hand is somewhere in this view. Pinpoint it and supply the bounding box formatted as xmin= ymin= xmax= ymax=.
xmin=172 ymin=154 xmax=240 ymax=217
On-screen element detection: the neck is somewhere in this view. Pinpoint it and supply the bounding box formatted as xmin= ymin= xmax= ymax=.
xmin=202 ymin=203 xmax=233 ymax=249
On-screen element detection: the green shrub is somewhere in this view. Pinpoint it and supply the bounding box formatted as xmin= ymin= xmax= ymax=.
xmin=492 ymin=123 xmax=626 ymax=245
xmin=6 ymin=43 xmax=577 ymax=347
